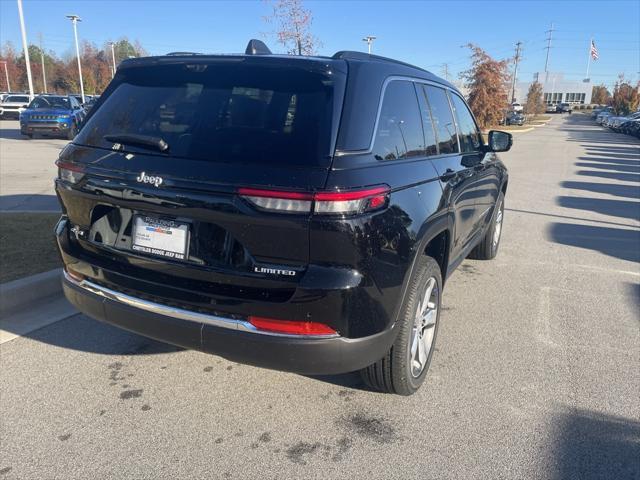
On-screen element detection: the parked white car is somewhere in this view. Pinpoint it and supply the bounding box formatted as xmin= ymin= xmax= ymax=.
xmin=0 ymin=94 xmax=31 ymax=119
xmin=511 ymin=102 xmax=524 ymax=113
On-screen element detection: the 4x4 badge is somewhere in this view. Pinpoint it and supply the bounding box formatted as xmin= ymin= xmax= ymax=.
xmin=136 ymin=171 xmax=163 ymax=187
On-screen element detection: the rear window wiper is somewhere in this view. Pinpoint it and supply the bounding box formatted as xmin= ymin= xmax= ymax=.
xmin=104 ymin=134 xmax=169 ymax=153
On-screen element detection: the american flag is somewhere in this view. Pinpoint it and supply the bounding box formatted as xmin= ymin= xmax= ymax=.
xmin=590 ymin=40 xmax=599 ymax=60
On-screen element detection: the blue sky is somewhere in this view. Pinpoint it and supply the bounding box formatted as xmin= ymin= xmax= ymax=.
xmin=1 ymin=0 xmax=638 ymax=89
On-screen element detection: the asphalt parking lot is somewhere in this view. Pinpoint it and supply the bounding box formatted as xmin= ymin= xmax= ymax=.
xmin=1 ymin=114 xmax=639 ymax=479
xmin=0 ymin=120 xmax=64 ymax=212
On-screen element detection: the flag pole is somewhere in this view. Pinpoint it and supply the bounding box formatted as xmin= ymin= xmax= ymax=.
xmin=585 ymin=37 xmax=592 ymax=80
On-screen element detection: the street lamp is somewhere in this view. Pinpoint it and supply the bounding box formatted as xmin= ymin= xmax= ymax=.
xmin=362 ymin=36 xmax=377 ymax=55
xmin=16 ymin=0 xmax=34 ymax=99
xmin=66 ymin=14 xmax=85 ymax=103
xmin=108 ymin=41 xmax=116 ymax=78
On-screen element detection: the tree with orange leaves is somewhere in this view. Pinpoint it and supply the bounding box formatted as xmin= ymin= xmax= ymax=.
xmin=460 ymin=44 xmax=510 ymax=129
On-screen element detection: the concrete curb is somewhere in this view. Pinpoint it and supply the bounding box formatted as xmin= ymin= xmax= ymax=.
xmin=0 ymin=269 xmax=63 ymax=318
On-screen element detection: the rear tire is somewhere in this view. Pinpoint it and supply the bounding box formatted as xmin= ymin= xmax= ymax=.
xmin=360 ymin=256 xmax=442 ymax=396
xmin=469 ymin=191 xmax=505 ymax=260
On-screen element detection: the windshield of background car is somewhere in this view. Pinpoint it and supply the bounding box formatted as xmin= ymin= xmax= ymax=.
xmin=4 ymin=96 xmax=29 ymax=103
xmin=29 ymin=96 xmax=70 ymax=109
xmin=74 ymin=61 xmax=345 ymax=167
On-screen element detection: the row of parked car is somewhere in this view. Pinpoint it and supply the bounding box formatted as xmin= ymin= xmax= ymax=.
xmin=594 ymin=106 xmax=640 ymax=139
xmin=0 ymin=92 xmax=100 ymax=139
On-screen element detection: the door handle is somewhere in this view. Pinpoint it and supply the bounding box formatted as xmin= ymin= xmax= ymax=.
xmin=440 ymin=168 xmax=456 ymax=182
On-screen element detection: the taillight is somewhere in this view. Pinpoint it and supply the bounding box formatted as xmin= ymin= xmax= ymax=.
xmin=248 ymin=316 xmax=337 ymax=336
xmin=238 ymin=188 xmax=313 ymax=213
xmin=56 ymin=160 xmax=85 ymax=184
xmin=238 ymin=185 xmax=390 ymax=215
xmin=64 ymin=267 xmax=85 ymax=282
xmin=314 ymin=186 xmax=389 ymax=215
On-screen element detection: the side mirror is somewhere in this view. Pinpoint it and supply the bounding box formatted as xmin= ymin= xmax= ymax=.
xmin=487 ymin=130 xmax=513 ymax=152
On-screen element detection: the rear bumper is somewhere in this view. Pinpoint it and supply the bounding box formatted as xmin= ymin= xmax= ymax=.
xmin=63 ymin=272 xmax=397 ymax=375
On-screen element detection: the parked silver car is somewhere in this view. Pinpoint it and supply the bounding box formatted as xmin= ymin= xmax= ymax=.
xmin=0 ymin=94 xmax=31 ymax=119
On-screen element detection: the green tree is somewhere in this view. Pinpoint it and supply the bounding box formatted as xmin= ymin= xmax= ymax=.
xmin=460 ymin=44 xmax=510 ymax=129
xmin=611 ymin=76 xmax=639 ymax=115
xmin=524 ymin=81 xmax=545 ymax=115
xmin=591 ymin=84 xmax=611 ymax=105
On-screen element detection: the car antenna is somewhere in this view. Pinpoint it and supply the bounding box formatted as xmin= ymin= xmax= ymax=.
xmin=245 ymin=39 xmax=272 ymax=55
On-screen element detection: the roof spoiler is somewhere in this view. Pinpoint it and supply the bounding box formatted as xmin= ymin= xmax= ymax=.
xmin=245 ymin=39 xmax=272 ymax=55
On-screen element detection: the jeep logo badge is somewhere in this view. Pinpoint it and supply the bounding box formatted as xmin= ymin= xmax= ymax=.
xmin=136 ymin=171 xmax=163 ymax=187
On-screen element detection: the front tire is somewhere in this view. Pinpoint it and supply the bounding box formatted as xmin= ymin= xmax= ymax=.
xmin=360 ymin=256 xmax=442 ymax=396
xmin=470 ymin=191 xmax=505 ymax=260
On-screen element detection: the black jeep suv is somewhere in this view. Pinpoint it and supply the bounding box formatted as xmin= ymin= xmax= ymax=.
xmin=56 ymin=41 xmax=510 ymax=395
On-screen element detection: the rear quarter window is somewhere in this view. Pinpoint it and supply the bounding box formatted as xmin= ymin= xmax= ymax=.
xmin=75 ymin=62 xmax=344 ymax=168
xmin=372 ymin=80 xmax=425 ymax=161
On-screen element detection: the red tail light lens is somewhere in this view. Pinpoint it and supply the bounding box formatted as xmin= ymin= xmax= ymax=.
xmin=238 ymin=188 xmax=313 ymax=213
xmin=248 ymin=316 xmax=337 ymax=336
xmin=238 ymin=186 xmax=389 ymax=215
xmin=64 ymin=267 xmax=85 ymax=282
xmin=56 ymin=160 xmax=85 ymax=184
xmin=314 ymin=186 xmax=390 ymax=215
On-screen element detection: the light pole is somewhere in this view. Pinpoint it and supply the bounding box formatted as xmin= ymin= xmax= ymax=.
xmin=362 ymin=36 xmax=377 ymax=54
xmin=66 ymin=14 xmax=85 ymax=103
xmin=511 ymin=41 xmax=522 ymax=104
xmin=39 ymin=32 xmax=47 ymax=93
xmin=16 ymin=0 xmax=34 ymax=99
xmin=1 ymin=61 xmax=11 ymax=92
xmin=108 ymin=41 xmax=116 ymax=78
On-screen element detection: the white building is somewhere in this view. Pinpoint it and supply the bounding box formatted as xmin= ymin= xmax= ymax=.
xmin=514 ymin=72 xmax=593 ymax=106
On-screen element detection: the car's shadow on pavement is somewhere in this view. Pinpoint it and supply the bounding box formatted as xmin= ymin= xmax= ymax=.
xmin=555 ymin=408 xmax=640 ymax=479
xmin=0 ymin=194 xmax=60 ymax=212
xmin=21 ymin=313 xmax=183 ymax=356
xmin=549 ymin=114 xmax=640 ymax=263
xmin=17 ymin=312 xmax=373 ymax=390
xmin=0 ymin=122 xmax=24 ymax=140
xmin=549 ymin=223 xmax=640 ymax=263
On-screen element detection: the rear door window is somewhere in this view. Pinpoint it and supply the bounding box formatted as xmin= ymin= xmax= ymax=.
xmin=422 ymin=85 xmax=459 ymax=155
xmin=372 ymin=80 xmax=425 ymax=161
xmin=449 ymin=93 xmax=482 ymax=153
xmin=415 ymin=85 xmax=439 ymax=156
xmin=75 ymin=62 xmax=344 ymax=168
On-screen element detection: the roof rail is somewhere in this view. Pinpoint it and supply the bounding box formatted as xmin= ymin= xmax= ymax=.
xmin=165 ymin=52 xmax=202 ymax=56
xmin=332 ymin=50 xmax=429 ymax=73
xmin=245 ymin=39 xmax=272 ymax=55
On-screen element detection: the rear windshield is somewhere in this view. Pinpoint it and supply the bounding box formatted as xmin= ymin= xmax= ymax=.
xmin=75 ymin=62 xmax=344 ymax=167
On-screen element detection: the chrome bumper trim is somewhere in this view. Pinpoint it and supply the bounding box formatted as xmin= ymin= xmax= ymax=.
xmin=63 ymin=270 xmax=339 ymax=339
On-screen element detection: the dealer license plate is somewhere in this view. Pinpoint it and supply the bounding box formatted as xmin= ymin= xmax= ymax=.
xmin=132 ymin=216 xmax=189 ymax=260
